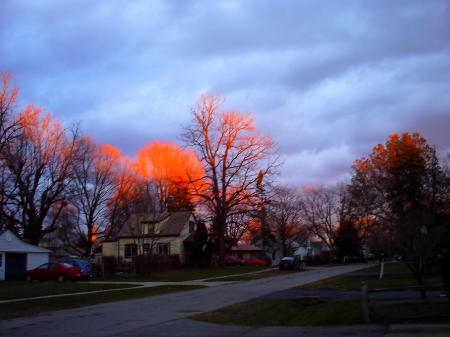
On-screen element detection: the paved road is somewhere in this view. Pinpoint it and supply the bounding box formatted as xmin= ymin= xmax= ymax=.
xmin=1 ymin=264 xmax=373 ymax=337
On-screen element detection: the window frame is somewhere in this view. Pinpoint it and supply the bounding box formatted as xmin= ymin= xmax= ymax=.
xmin=157 ymin=243 xmax=170 ymax=255
xmin=124 ymin=243 xmax=138 ymax=258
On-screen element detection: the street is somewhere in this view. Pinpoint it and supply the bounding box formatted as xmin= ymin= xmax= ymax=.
xmin=0 ymin=264 xmax=372 ymax=337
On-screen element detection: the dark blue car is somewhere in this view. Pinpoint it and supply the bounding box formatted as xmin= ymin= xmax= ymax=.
xmin=61 ymin=259 xmax=93 ymax=280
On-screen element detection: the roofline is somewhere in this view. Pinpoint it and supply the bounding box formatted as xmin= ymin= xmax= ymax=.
xmin=108 ymin=234 xmax=180 ymax=241
xmin=0 ymin=229 xmax=52 ymax=253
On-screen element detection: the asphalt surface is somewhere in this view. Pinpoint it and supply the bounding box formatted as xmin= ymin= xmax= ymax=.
xmin=0 ymin=264 xmax=376 ymax=337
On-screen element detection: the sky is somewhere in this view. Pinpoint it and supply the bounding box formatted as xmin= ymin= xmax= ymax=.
xmin=1 ymin=0 xmax=449 ymax=186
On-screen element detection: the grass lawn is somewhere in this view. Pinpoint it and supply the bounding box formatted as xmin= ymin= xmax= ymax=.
xmin=372 ymin=298 xmax=450 ymax=324
xmin=1 ymin=285 xmax=205 ymax=320
xmin=98 ymin=266 xmax=271 ymax=282
xmin=353 ymin=262 xmax=411 ymax=274
xmin=193 ymin=297 xmax=450 ymax=327
xmin=193 ymin=299 xmax=364 ymax=326
xmin=204 ymin=269 xmax=300 ymax=282
xmin=0 ymin=281 xmax=139 ymax=301
xmin=193 ymin=262 xmax=449 ymax=327
xmin=300 ymin=263 xmax=443 ymax=291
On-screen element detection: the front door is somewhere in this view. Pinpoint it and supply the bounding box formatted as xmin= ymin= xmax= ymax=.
xmin=5 ymin=253 xmax=27 ymax=280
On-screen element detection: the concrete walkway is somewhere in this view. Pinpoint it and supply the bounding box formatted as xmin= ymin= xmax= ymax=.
xmin=0 ymin=280 xmax=240 ymax=304
xmin=0 ymin=267 xmax=280 ymax=304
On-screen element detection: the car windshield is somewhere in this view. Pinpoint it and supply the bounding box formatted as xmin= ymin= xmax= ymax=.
xmin=281 ymin=257 xmax=294 ymax=261
xmin=61 ymin=263 xmax=74 ymax=268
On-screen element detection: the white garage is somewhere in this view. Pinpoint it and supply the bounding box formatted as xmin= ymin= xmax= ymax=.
xmin=0 ymin=229 xmax=51 ymax=281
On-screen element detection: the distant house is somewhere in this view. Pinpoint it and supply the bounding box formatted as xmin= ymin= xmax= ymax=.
xmin=0 ymin=229 xmax=51 ymax=280
xmin=102 ymin=212 xmax=197 ymax=264
xmin=253 ymin=236 xmax=310 ymax=265
xmin=231 ymin=244 xmax=264 ymax=259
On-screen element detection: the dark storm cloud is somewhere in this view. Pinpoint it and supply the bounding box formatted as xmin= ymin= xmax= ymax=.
xmin=1 ymin=0 xmax=449 ymax=186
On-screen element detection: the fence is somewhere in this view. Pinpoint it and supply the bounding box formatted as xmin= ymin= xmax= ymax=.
xmin=94 ymin=255 xmax=181 ymax=276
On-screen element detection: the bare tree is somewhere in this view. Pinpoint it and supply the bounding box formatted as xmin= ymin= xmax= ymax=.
xmin=0 ymin=107 xmax=78 ymax=244
xmin=183 ymin=94 xmax=278 ymax=265
xmin=299 ymin=184 xmax=351 ymax=261
xmin=70 ymin=137 xmax=123 ymax=257
xmin=267 ymin=186 xmax=306 ymax=257
xmin=0 ymin=71 xmax=21 ymax=153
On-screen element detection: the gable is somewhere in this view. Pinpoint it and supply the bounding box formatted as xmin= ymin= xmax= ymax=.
xmin=0 ymin=230 xmax=51 ymax=253
xmin=117 ymin=212 xmax=193 ymax=238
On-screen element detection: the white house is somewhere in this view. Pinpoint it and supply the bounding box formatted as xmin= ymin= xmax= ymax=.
xmin=0 ymin=229 xmax=51 ymax=280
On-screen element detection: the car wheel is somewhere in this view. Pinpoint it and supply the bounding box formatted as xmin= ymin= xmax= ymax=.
xmin=57 ymin=274 xmax=66 ymax=282
xmin=25 ymin=275 xmax=33 ymax=282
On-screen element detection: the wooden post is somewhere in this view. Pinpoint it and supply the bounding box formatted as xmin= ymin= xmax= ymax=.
xmin=361 ymin=281 xmax=371 ymax=323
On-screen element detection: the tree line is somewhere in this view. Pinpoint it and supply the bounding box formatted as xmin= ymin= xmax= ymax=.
xmin=1 ymin=72 xmax=449 ymax=296
xmin=0 ymin=72 xmax=206 ymax=257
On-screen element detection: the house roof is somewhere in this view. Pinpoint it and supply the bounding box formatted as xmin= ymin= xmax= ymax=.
xmin=117 ymin=212 xmax=193 ymax=238
xmin=0 ymin=229 xmax=52 ymax=253
xmin=232 ymin=244 xmax=264 ymax=252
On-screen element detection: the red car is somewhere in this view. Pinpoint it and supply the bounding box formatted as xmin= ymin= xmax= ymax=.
xmin=24 ymin=262 xmax=83 ymax=282
xmin=225 ymin=255 xmax=243 ymax=266
xmin=242 ymin=257 xmax=268 ymax=266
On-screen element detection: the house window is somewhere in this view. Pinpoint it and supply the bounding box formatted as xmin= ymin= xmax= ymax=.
xmin=143 ymin=243 xmax=150 ymax=254
xmin=147 ymin=223 xmax=155 ymax=234
xmin=189 ymin=221 xmax=195 ymax=233
xmin=157 ymin=243 xmax=170 ymax=255
xmin=124 ymin=244 xmax=137 ymax=258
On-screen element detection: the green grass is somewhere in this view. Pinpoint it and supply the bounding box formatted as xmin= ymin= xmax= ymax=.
xmin=193 ymin=297 xmax=450 ymax=327
xmin=205 ymin=269 xmax=299 ymax=281
xmin=353 ymin=263 xmax=411 ymax=274
xmin=98 ymin=266 xmax=271 ymax=282
xmin=299 ymin=272 xmax=442 ymax=291
xmin=372 ymin=299 xmax=450 ymax=324
xmin=0 ymin=281 xmax=138 ymax=301
xmin=193 ymin=263 xmax=448 ymax=327
xmin=193 ymin=299 xmax=364 ymax=326
xmin=0 ymin=285 xmax=205 ymax=319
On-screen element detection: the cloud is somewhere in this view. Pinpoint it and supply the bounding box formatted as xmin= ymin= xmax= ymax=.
xmin=1 ymin=0 xmax=449 ymax=186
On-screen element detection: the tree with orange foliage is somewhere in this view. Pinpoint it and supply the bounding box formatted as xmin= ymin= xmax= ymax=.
xmin=0 ymin=107 xmax=78 ymax=245
xmin=349 ymin=132 xmax=449 ymax=298
xmin=183 ymin=94 xmax=278 ymax=265
xmin=135 ymin=141 xmax=204 ymax=212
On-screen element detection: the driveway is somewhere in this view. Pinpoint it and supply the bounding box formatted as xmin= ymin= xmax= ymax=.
xmin=0 ymin=264 xmax=374 ymax=337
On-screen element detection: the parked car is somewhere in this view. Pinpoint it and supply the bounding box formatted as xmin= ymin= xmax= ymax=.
xmin=24 ymin=262 xmax=83 ymax=282
xmin=61 ymin=259 xmax=93 ymax=280
xmin=279 ymin=256 xmax=302 ymax=270
xmin=225 ymin=255 xmax=243 ymax=266
xmin=255 ymin=255 xmax=272 ymax=266
xmin=242 ymin=256 xmax=268 ymax=266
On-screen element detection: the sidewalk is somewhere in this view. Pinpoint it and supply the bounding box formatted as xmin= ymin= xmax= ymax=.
xmin=0 ymin=267 xmax=280 ymax=304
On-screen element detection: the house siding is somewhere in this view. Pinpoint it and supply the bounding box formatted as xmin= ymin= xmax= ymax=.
xmin=101 ymin=213 xmax=195 ymax=265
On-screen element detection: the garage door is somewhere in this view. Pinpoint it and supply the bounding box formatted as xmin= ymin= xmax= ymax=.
xmin=5 ymin=253 xmax=27 ymax=280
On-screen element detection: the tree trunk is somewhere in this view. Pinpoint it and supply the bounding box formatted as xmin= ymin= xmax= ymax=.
xmin=415 ymin=273 xmax=427 ymax=299
xmin=217 ymin=216 xmax=226 ymax=266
